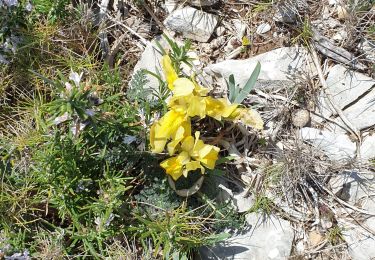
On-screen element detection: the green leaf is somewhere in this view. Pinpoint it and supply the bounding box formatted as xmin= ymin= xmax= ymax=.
xmin=206 ymin=232 xmax=231 ymax=244
xmin=234 ymin=62 xmax=261 ymax=104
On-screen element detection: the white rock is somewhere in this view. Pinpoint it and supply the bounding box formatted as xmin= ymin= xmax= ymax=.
xmin=360 ymin=135 xmax=375 ymax=160
xmin=300 ymin=127 xmax=356 ymax=161
xmin=342 ymin=218 xmax=375 ymax=260
xmin=233 ymin=19 xmax=247 ymax=38
xmin=217 ymin=184 xmax=254 ymax=213
xmin=256 ymin=23 xmax=271 ymax=34
xmin=130 ymin=38 xmax=167 ymax=98
xmin=329 ymin=171 xmax=375 ymax=208
xmin=164 ymin=7 xmax=218 ymax=42
xmin=205 ymin=47 xmax=316 ymax=89
xmin=328 ymin=0 xmax=338 ymax=5
xmin=199 ymin=213 xmax=294 ymax=259
xmin=316 ymin=64 xmax=375 ymax=123
xmin=164 ymin=0 xmax=178 ymax=13
xmin=187 ymin=0 xmax=219 ymax=6
xmin=332 ymin=30 xmax=347 ymax=41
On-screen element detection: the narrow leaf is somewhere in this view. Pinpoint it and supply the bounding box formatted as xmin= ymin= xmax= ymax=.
xmin=234 ymin=62 xmax=261 ymax=104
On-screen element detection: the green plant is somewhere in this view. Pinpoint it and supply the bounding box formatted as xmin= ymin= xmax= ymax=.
xmin=156 ymin=34 xmax=194 ymax=75
xmin=292 ymin=18 xmax=313 ymax=46
xmin=249 ymin=195 xmax=274 ymax=216
xmin=326 ymin=226 xmax=345 ymax=245
xmin=130 ymin=204 xmax=230 ymax=259
xmin=227 ymin=62 xmax=261 ymax=104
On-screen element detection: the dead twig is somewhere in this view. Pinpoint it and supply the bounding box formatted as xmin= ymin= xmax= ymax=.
xmin=309 ymin=45 xmax=361 ymax=148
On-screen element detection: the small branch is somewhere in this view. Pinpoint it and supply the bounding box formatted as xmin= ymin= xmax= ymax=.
xmin=309 ymin=45 xmax=361 ymax=145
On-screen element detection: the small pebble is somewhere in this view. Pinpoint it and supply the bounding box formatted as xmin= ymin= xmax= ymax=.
xmin=256 ymin=23 xmax=271 ymax=34
xmin=292 ymin=109 xmax=310 ymax=127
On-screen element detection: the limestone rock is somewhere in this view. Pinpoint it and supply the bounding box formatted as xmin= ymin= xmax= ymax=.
xmin=316 ymin=64 xmax=375 ymax=130
xmin=300 ymin=127 xmax=356 ymax=161
xmin=198 ymin=213 xmax=294 ymax=259
xmin=342 ymin=218 xmax=375 ymax=260
xmin=205 ymin=47 xmax=316 ymax=90
xmin=164 ymin=6 xmax=218 ymax=42
xmin=130 ymin=37 xmax=168 ymax=98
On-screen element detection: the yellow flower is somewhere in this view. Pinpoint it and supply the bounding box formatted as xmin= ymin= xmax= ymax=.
xmin=161 ymin=55 xmax=178 ymax=90
xmin=204 ymin=97 xmax=238 ymax=121
xmin=160 ymin=132 xmax=219 ymax=180
xmin=227 ymin=107 xmax=264 ymax=130
xmin=160 ymin=151 xmax=189 ymax=181
xmin=150 ymin=110 xmax=186 ymax=153
xmin=181 ymin=132 xmax=219 ymax=170
xmin=172 ymin=78 xmax=195 ymax=97
xmin=168 ymin=94 xmax=207 ymax=119
xmin=167 ymin=120 xmax=191 ymax=155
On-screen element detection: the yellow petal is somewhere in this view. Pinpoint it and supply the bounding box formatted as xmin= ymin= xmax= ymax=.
xmin=185 ymin=160 xmax=202 ymax=172
xmin=204 ymin=97 xmax=228 ymax=120
xmin=162 ymin=55 xmax=178 ymax=90
xmin=198 ymin=145 xmax=219 ymax=169
xmin=221 ymin=102 xmax=239 ymax=118
xmin=181 ymin=136 xmax=195 ymax=153
xmin=150 ymin=123 xmax=168 ymax=153
xmin=230 ymin=108 xmax=264 ymax=130
xmin=173 ymin=78 xmax=195 ymax=97
xmin=187 ymin=96 xmax=206 ymax=118
xmin=167 ymin=121 xmax=191 ymax=155
xmin=160 ymin=156 xmax=183 ymax=181
xmin=155 ymin=110 xmax=185 ymax=139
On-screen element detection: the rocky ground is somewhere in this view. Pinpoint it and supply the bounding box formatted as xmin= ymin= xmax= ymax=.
xmin=120 ymin=0 xmax=375 ymax=259
xmin=1 ymin=0 xmax=375 ymax=259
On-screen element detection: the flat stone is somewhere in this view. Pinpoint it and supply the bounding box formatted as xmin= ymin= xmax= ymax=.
xmin=204 ymin=47 xmax=316 ymax=90
xmin=316 ymin=64 xmax=375 ymax=124
xmin=300 ymin=127 xmax=356 ymax=161
xmin=198 ymin=213 xmax=294 ymax=260
xmin=164 ymin=7 xmax=218 ymax=42
xmin=330 ymin=87 xmax=375 ymax=131
xmin=329 ymin=171 xmax=375 ymax=209
xmin=342 ymin=217 xmax=375 ymax=260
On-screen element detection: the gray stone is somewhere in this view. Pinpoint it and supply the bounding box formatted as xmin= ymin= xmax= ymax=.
xmin=217 ymin=184 xmax=254 ymax=213
xmin=316 ymin=64 xmax=375 ymax=126
xmin=300 ymin=127 xmax=356 ymax=161
xmin=358 ymin=38 xmax=375 ymax=64
xmin=329 ymin=171 xmax=375 ymax=209
xmin=188 ymin=0 xmax=219 ymax=6
xmin=198 ymin=213 xmax=294 ymax=260
xmin=164 ymin=7 xmax=218 ymax=42
xmin=273 ymin=4 xmax=297 ymax=23
xmin=256 ymin=23 xmax=271 ymax=34
xmin=204 ymin=47 xmax=316 ymax=89
xmin=333 ymin=171 xmax=375 ymax=260
xmin=342 ymin=217 xmax=375 ymax=260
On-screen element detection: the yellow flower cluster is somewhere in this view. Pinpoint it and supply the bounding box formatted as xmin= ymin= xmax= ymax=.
xmin=150 ymin=55 xmax=263 ymax=181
